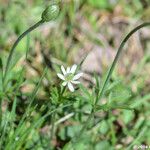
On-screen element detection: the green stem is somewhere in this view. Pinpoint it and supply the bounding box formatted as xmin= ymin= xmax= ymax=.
xmin=3 ymin=20 xmax=44 ymax=90
xmin=75 ymin=22 xmax=150 ymax=143
xmin=96 ymin=22 xmax=150 ymax=104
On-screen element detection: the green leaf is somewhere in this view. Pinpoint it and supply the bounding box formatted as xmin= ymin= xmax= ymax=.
xmin=10 ymin=98 xmax=17 ymax=121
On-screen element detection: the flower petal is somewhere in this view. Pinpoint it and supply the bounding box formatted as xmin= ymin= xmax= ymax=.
xmin=62 ymin=81 xmax=67 ymax=86
xmin=61 ymin=65 xmax=66 ymax=75
xmin=71 ymin=81 xmax=80 ymax=84
xmin=73 ymin=73 xmax=83 ymax=80
xmin=70 ymin=64 xmax=77 ymax=74
xmin=66 ymin=67 xmax=71 ymax=73
xmin=68 ymin=82 xmax=74 ymax=92
xmin=57 ymin=73 xmax=65 ymax=80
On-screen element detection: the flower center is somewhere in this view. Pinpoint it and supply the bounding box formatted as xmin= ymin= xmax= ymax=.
xmin=65 ymin=73 xmax=74 ymax=81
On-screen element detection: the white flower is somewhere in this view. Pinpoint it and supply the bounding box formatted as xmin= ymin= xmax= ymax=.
xmin=57 ymin=64 xmax=83 ymax=92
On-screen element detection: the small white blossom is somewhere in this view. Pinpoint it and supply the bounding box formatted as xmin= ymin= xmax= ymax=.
xmin=57 ymin=64 xmax=83 ymax=92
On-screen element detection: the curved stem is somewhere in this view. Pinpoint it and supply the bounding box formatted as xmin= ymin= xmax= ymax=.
xmin=74 ymin=22 xmax=150 ymax=143
xmin=96 ymin=22 xmax=150 ymax=104
xmin=3 ymin=20 xmax=44 ymax=89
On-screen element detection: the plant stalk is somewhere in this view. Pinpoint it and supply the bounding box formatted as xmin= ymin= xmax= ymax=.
xmin=96 ymin=22 xmax=150 ymax=104
xmin=3 ymin=20 xmax=44 ymax=90
xmin=75 ymin=22 xmax=150 ymax=143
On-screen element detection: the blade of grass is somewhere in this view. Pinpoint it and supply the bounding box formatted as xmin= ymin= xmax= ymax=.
xmin=6 ymin=67 xmax=48 ymax=147
xmin=7 ymin=103 xmax=73 ymax=150
xmin=0 ymin=97 xmax=17 ymax=148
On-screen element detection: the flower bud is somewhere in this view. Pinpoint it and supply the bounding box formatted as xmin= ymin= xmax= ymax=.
xmin=42 ymin=4 xmax=60 ymax=22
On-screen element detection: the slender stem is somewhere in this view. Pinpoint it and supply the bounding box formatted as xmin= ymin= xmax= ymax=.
xmin=96 ymin=22 xmax=150 ymax=104
xmin=3 ymin=20 xmax=44 ymax=90
xmin=26 ymin=34 xmax=30 ymax=59
xmin=74 ymin=22 xmax=150 ymax=143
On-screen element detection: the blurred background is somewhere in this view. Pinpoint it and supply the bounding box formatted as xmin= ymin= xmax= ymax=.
xmin=0 ymin=0 xmax=150 ymax=149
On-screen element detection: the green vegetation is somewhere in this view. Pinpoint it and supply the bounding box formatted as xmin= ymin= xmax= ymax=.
xmin=0 ymin=0 xmax=150 ymax=149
